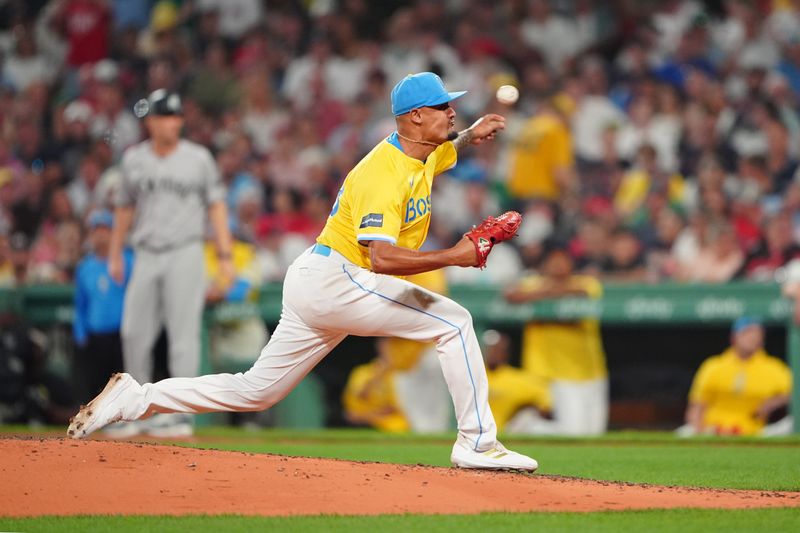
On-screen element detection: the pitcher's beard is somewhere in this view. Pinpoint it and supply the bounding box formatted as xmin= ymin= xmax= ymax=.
xmin=447 ymin=131 xmax=459 ymax=141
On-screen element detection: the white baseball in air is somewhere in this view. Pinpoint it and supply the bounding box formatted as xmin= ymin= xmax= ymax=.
xmin=495 ymin=84 xmax=519 ymax=105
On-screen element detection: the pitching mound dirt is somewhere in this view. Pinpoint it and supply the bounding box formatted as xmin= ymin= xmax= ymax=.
xmin=1 ymin=438 xmax=798 ymax=517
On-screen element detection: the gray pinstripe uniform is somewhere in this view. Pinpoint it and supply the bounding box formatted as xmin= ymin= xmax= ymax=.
xmin=115 ymin=139 xmax=224 ymax=382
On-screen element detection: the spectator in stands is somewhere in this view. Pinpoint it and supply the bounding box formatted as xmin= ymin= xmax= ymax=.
xmin=29 ymin=188 xmax=76 ymax=281
xmin=750 ymin=101 xmax=797 ymax=193
xmin=0 ymin=169 xmax=15 ymax=231
xmin=601 ymin=230 xmax=649 ymax=282
xmin=504 ymin=241 xmax=608 ymax=435
xmin=676 ymin=221 xmax=744 ymax=283
xmin=614 ymin=144 xmax=686 ymax=230
xmin=683 ymin=317 xmax=792 ymax=436
xmin=40 ymin=216 xmax=82 ymax=282
xmin=66 ymin=154 xmax=104 ymax=217
xmin=573 ymin=217 xmax=612 ymax=276
xmin=615 ymin=95 xmax=676 ymax=171
xmin=572 ymin=57 xmax=627 ymax=166
xmin=196 ymin=0 xmax=263 ymax=42
xmin=56 ymin=100 xmax=95 ymax=178
xmin=283 ymin=32 xmax=363 ymax=111
xmin=0 ymin=227 xmax=12 ymax=286
xmin=231 ymin=184 xmax=264 ymax=244
xmin=7 ymin=232 xmax=32 ymax=286
xmin=739 ymin=213 xmax=800 ymax=281
xmin=239 ymin=71 xmax=290 ymax=157
xmin=506 ymin=95 xmax=575 ymax=204
xmin=435 ymin=161 xmax=499 ymax=240
xmin=111 ymin=0 xmax=151 ymax=31
xmin=15 ymin=116 xmax=56 ymax=168
xmin=646 ymin=208 xmax=687 ymax=281
xmin=482 ymin=329 xmax=552 ymax=435
xmin=53 ymin=0 xmax=111 ymax=69
xmin=89 ymin=69 xmax=141 ymax=158
xmin=519 ymin=0 xmax=584 ymax=73
xmin=580 ymin=124 xmax=625 ymax=202
xmin=2 ymin=27 xmax=54 ymax=92
xmin=187 ymin=39 xmax=241 ymax=117
xmin=72 ymin=210 xmax=131 ymax=404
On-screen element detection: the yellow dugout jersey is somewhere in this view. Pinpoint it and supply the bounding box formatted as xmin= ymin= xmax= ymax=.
xmin=520 ymin=275 xmax=608 ymax=382
xmin=317 ymin=132 xmax=457 ymax=269
xmin=487 ymin=365 xmax=551 ymax=430
xmin=342 ymin=360 xmax=410 ymax=433
xmin=689 ymin=348 xmax=792 ymax=435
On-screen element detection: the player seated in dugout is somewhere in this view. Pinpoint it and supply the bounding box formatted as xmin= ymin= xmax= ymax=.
xmin=342 ymin=338 xmax=410 ymax=433
xmin=681 ymin=317 xmax=792 ymax=437
xmin=482 ymin=330 xmax=552 ymax=435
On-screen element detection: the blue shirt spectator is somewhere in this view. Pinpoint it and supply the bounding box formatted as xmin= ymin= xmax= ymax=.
xmin=112 ymin=0 xmax=154 ymax=30
xmin=73 ymin=211 xmax=134 ymax=346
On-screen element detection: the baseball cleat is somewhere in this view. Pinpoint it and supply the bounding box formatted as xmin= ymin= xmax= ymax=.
xmin=67 ymin=373 xmax=136 ymax=439
xmin=451 ymin=440 xmax=538 ymax=472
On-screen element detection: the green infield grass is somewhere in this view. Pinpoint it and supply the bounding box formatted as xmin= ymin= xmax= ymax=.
xmin=1 ymin=508 xmax=800 ymax=533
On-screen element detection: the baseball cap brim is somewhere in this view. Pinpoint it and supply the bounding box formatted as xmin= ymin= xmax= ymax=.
xmin=394 ymin=91 xmax=468 ymax=115
xmin=435 ymin=90 xmax=467 ymax=105
xmin=411 ymin=90 xmax=467 ymax=112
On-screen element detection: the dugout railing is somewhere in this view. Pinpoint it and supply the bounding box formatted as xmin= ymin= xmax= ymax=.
xmin=2 ymin=282 xmax=798 ymax=433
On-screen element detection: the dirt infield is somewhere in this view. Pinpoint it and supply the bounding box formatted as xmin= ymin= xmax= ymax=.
xmin=1 ymin=437 xmax=799 ymax=517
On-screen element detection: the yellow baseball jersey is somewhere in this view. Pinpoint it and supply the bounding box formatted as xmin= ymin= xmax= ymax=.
xmin=487 ymin=365 xmax=551 ymax=430
xmin=506 ymin=114 xmax=573 ymax=201
xmin=342 ymin=360 xmax=410 ymax=433
xmin=520 ymin=275 xmax=607 ymax=381
xmin=317 ymin=132 xmax=457 ymax=269
xmin=689 ymin=348 xmax=792 ymax=435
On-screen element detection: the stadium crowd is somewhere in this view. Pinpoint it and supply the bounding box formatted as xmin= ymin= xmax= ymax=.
xmin=1 ymin=0 xmax=800 ymax=287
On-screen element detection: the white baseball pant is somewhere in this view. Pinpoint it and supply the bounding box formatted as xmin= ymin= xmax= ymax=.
xmin=118 ymin=245 xmax=499 ymax=451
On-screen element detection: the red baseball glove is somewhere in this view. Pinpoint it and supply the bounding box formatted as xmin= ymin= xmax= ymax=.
xmin=464 ymin=211 xmax=522 ymax=269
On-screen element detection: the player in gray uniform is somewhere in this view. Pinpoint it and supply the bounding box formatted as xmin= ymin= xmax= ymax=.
xmin=108 ymin=89 xmax=234 ymax=433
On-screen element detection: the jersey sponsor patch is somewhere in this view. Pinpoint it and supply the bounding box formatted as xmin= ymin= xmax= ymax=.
xmin=359 ymin=213 xmax=384 ymax=229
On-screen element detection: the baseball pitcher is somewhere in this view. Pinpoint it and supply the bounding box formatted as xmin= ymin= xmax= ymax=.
xmin=69 ymin=73 xmax=537 ymax=471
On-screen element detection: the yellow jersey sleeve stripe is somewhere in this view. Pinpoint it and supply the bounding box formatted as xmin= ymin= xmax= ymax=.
xmin=357 ymin=233 xmax=398 ymax=244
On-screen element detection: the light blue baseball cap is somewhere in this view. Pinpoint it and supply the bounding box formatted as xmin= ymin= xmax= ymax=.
xmin=731 ymin=316 xmax=762 ymax=334
xmin=390 ymin=72 xmax=467 ymax=116
xmin=88 ymin=210 xmax=114 ymax=229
